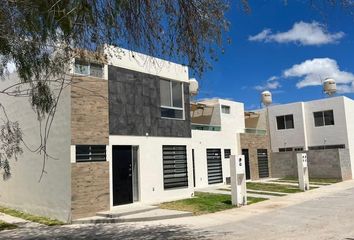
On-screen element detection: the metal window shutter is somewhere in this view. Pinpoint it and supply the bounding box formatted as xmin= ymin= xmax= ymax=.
xmin=207 ymin=149 xmax=223 ymax=184
xmin=257 ymin=149 xmax=269 ymax=178
xmin=163 ymin=145 xmax=188 ymax=189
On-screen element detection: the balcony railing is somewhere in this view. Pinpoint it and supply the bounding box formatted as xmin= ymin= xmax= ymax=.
xmin=191 ymin=123 xmax=221 ymax=131
xmin=244 ymin=128 xmax=267 ymax=135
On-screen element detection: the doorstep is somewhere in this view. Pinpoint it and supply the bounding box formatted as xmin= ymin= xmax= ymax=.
xmin=72 ymin=205 xmax=193 ymax=224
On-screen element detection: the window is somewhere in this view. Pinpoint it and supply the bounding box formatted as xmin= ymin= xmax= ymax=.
xmin=279 ymin=147 xmax=304 ymax=152
xmin=160 ymin=79 xmax=184 ymax=119
xmin=313 ymin=110 xmax=334 ymax=127
xmin=76 ymin=145 xmax=106 ymax=162
xmin=308 ymin=144 xmax=345 ymax=150
xmin=276 ymin=114 xmax=294 ymax=130
xmin=279 ymin=147 xmax=293 ymax=152
xmin=162 ymin=145 xmax=188 ymax=189
xmin=221 ymin=105 xmax=230 ymax=114
xmin=224 ymin=149 xmax=231 ymax=158
xmin=74 ymin=59 xmax=104 ymax=78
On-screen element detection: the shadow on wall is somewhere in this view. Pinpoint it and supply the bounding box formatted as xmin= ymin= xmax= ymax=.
xmin=0 ymin=223 xmax=214 ymax=240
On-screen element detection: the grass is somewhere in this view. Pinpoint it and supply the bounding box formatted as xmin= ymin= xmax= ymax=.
xmin=247 ymin=190 xmax=286 ymax=197
xmin=280 ymin=177 xmax=341 ymax=184
xmin=0 ymin=206 xmax=64 ymax=226
xmin=272 ymin=179 xmax=330 ymax=186
xmin=159 ymin=192 xmax=267 ymax=215
xmin=218 ymin=188 xmax=286 ymax=197
xmin=246 ymin=182 xmax=303 ymax=193
xmin=0 ymin=220 xmax=17 ymax=231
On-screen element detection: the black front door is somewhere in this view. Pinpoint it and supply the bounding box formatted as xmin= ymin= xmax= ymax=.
xmin=242 ymin=149 xmax=251 ymax=180
xmin=112 ymin=146 xmax=133 ymax=205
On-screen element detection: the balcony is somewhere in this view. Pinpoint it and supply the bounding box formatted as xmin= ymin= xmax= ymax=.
xmin=191 ymin=123 xmax=221 ymax=131
xmin=244 ymin=128 xmax=267 ymax=136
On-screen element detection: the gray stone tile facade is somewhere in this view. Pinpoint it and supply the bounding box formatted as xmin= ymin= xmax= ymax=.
xmin=108 ymin=66 xmax=191 ymax=138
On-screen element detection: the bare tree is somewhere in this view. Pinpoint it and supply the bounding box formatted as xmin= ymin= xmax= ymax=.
xmin=0 ymin=0 xmax=231 ymax=180
xmin=0 ymin=0 xmax=352 ymax=180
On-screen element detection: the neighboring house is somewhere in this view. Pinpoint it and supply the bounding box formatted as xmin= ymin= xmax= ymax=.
xmin=0 ymin=46 xmax=195 ymax=222
xmin=240 ymin=110 xmax=271 ymax=180
xmin=190 ymin=99 xmax=245 ymax=187
xmin=240 ymin=96 xmax=354 ymax=181
xmin=267 ymin=96 xmax=354 ymax=179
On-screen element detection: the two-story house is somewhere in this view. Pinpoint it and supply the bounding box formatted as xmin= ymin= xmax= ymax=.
xmin=190 ymin=98 xmax=245 ymax=188
xmin=0 ymin=46 xmax=195 ymax=222
xmin=267 ymin=96 xmax=354 ymax=180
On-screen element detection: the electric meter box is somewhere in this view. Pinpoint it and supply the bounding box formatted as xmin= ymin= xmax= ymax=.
xmin=230 ymin=155 xmax=247 ymax=207
xmin=301 ymin=153 xmax=308 ymax=168
xmin=236 ymin=155 xmax=245 ymax=175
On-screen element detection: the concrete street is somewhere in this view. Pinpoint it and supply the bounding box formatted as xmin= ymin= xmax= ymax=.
xmin=1 ymin=180 xmax=354 ymax=240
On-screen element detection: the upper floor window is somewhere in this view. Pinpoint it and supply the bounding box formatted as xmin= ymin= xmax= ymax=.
xmin=221 ymin=105 xmax=230 ymax=114
xmin=276 ymin=114 xmax=294 ymax=130
xmin=160 ymin=79 xmax=184 ymax=119
xmin=74 ymin=59 xmax=104 ymax=78
xmin=313 ymin=110 xmax=334 ymax=127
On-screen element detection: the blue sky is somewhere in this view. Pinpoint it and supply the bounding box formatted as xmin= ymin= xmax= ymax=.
xmin=196 ymin=1 xmax=354 ymax=110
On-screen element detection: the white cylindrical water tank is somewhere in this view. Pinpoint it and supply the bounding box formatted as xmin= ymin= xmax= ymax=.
xmin=189 ymin=78 xmax=199 ymax=96
xmin=323 ymin=78 xmax=336 ymax=96
xmin=261 ymin=91 xmax=272 ymax=106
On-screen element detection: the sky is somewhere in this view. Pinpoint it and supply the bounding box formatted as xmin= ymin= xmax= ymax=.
xmin=196 ymin=0 xmax=354 ymax=110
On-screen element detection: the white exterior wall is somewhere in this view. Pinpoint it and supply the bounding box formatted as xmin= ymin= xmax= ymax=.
xmin=267 ymin=96 xmax=354 ymax=179
xmin=108 ymin=136 xmax=194 ymax=206
xmin=304 ymin=97 xmax=349 ymax=148
xmin=0 ymin=74 xmax=71 ymax=222
xmin=191 ymin=130 xmax=238 ymax=188
xmin=268 ymin=102 xmax=306 ymax=151
xmin=268 ymin=97 xmax=350 ymax=152
xmin=191 ymin=100 xmax=244 ymax=188
xmin=343 ymin=97 xmax=354 ymax=176
xmin=104 ymin=45 xmax=189 ymax=82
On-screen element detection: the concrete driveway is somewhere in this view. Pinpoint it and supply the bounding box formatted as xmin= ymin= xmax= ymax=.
xmin=1 ymin=180 xmax=354 ymax=240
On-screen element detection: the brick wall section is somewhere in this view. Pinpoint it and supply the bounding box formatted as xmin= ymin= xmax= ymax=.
xmin=71 ymin=162 xmax=110 ymax=220
xmin=240 ymin=133 xmax=271 ymax=180
xmin=71 ymin=76 xmax=109 ymax=145
xmin=270 ymin=149 xmax=352 ymax=180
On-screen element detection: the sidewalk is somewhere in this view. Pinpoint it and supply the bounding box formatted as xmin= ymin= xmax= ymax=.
xmin=0 ymin=212 xmax=41 ymax=228
xmin=1 ymin=180 xmax=354 ymax=239
xmin=155 ymin=179 xmax=354 ymax=228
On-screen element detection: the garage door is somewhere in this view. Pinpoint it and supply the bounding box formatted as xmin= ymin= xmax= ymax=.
xmin=257 ymin=149 xmax=269 ymax=178
xmin=207 ymin=149 xmax=223 ymax=184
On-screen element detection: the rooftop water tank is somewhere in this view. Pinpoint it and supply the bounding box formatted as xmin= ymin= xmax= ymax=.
xmin=189 ymin=78 xmax=199 ymax=96
xmin=261 ymin=91 xmax=272 ymax=106
xmin=323 ymin=78 xmax=336 ymax=96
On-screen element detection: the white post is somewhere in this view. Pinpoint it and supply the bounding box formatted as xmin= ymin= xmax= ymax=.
xmin=297 ymin=153 xmax=309 ymax=191
xmin=230 ymin=155 xmax=247 ymax=207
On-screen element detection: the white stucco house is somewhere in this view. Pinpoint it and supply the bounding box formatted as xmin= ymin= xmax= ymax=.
xmin=190 ymin=99 xmax=245 ymax=188
xmin=0 ymin=46 xmax=247 ymax=222
xmin=266 ymin=96 xmax=354 ymax=177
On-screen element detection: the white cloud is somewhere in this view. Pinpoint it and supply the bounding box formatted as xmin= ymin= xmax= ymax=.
xmin=283 ymin=58 xmax=354 ymax=93
xmin=254 ymin=76 xmax=281 ymax=91
xmin=249 ymin=21 xmax=344 ymax=46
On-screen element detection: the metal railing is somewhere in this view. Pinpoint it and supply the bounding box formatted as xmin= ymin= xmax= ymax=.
xmin=191 ymin=123 xmax=221 ymax=131
xmin=244 ymin=128 xmax=267 ymax=135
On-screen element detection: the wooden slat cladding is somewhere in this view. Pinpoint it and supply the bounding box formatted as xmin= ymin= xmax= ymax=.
xmin=71 ymin=76 xmax=109 ymax=145
xmin=71 ymin=162 xmax=110 ymax=220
